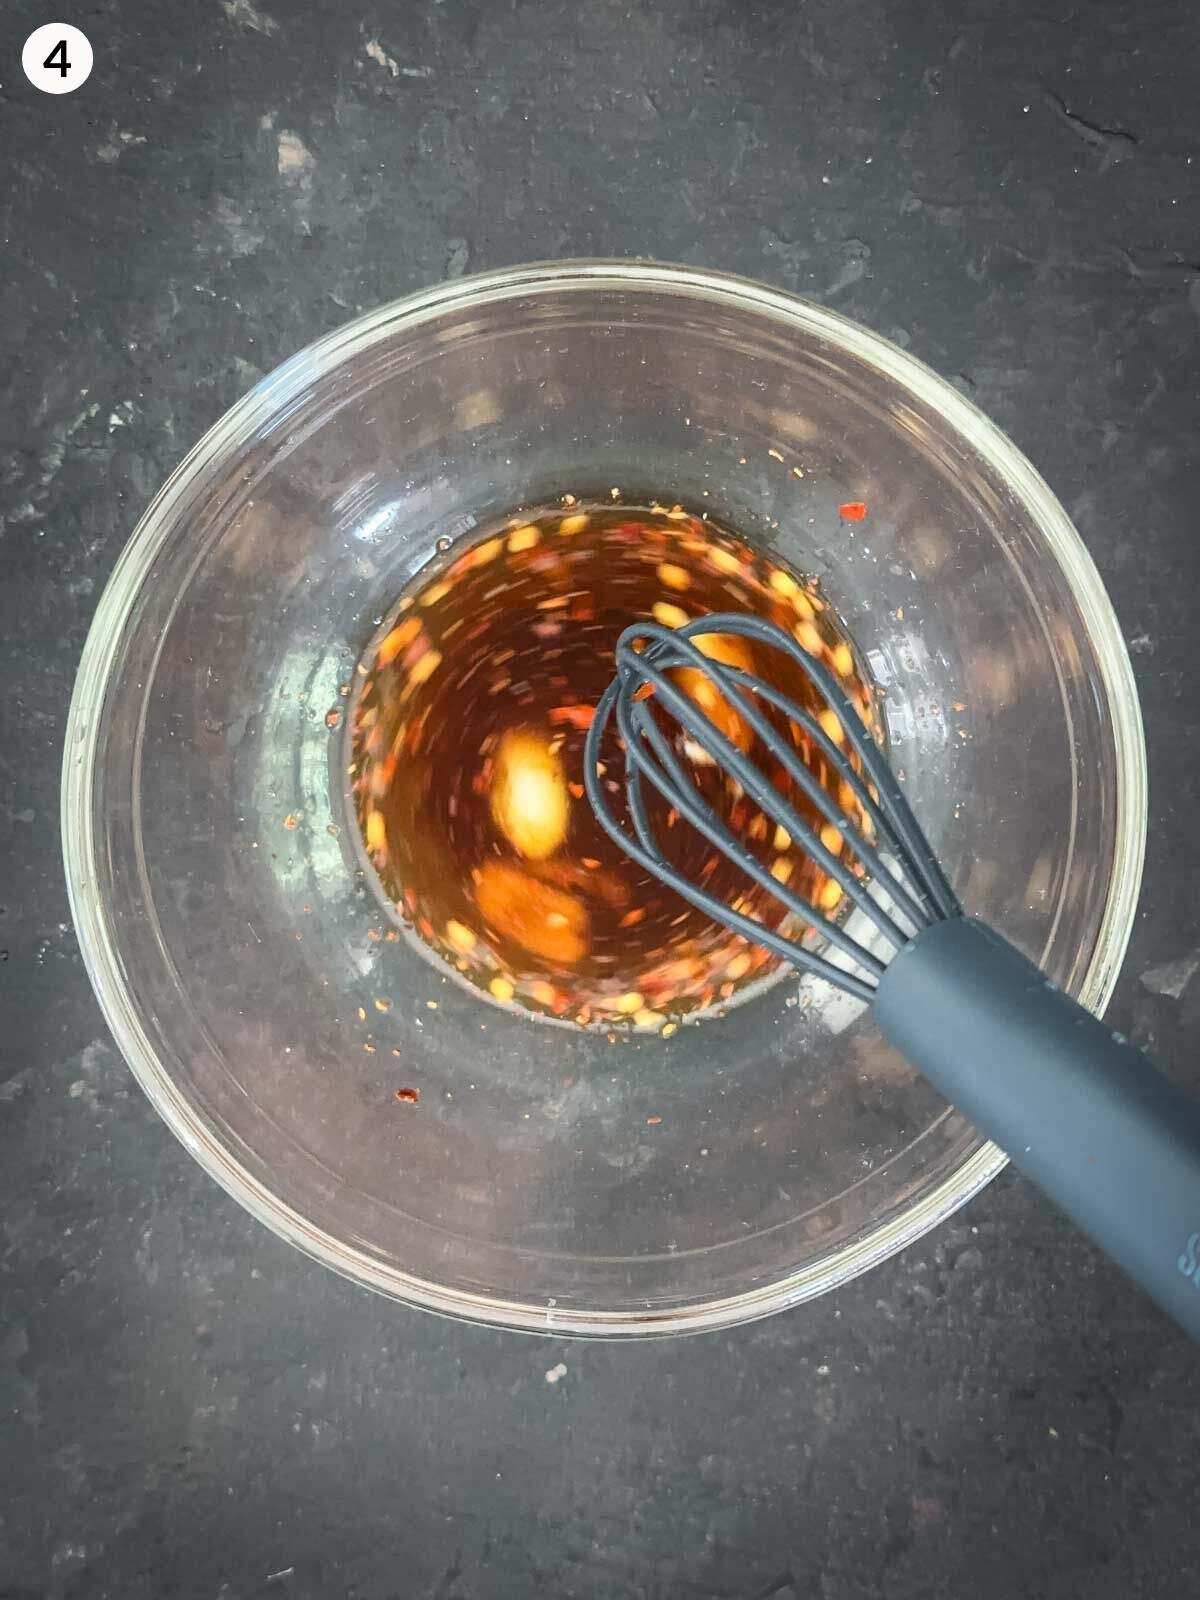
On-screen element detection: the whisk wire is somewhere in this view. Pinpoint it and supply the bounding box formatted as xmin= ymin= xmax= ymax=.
xmin=615 ymin=644 xmax=911 ymax=957
xmin=615 ymin=688 xmax=889 ymax=977
xmin=584 ymin=610 xmax=962 ymax=998
xmin=674 ymin=614 xmax=959 ymax=924
xmin=711 ymin=666 xmax=931 ymax=921
xmin=621 ymin=640 xmax=932 ymax=944
xmin=584 ymin=681 xmax=879 ymax=1000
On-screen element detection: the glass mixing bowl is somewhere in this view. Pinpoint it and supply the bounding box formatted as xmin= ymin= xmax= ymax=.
xmin=62 ymin=262 xmax=1145 ymax=1335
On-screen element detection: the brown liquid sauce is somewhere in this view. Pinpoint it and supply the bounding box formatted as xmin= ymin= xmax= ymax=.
xmin=349 ymin=500 xmax=874 ymax=1031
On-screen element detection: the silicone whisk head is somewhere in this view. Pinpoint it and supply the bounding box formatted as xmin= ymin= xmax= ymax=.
xmin=583 ymin=613 xmax=961 ymax=1002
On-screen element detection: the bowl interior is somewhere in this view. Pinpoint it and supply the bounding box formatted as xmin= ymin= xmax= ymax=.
xmin=65 ymin=265 xmax=1144 ymax=1333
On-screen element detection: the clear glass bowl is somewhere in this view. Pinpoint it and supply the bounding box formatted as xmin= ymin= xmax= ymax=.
xmin=62 ymin=262 xmax=1145 ymax=1335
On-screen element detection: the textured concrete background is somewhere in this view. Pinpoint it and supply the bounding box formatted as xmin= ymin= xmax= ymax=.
xmin=2 ymin=0 xmax=1200 ymax=1595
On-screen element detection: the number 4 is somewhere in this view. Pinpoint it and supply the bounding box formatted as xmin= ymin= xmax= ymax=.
xmin=44 ymin=38 xmax=70 ymax=77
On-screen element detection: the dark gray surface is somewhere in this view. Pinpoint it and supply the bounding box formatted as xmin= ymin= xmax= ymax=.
xmin=3 ymin=1 xmax=1199 ymax=1595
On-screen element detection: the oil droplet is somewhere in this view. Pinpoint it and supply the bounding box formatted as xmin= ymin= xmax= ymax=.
xmin=490 ymin=729 xmax=569 ymax=859
xmin=652 ymin=601 xmax=690 ymax=630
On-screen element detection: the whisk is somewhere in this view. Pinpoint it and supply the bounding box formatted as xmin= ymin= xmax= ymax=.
xmin=585 ymin=612 xmax=1200 ymax=1337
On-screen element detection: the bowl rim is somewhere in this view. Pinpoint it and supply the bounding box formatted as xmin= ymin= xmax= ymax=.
xmin=61 ymin=258 xmax=1147 ymax=1337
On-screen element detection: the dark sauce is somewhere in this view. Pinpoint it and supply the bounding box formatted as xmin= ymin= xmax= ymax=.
xmin=349 ymin=499 xmax=873 ymax=1030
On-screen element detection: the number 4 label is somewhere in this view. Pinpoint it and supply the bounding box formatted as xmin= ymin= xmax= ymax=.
xmin=23 ymin=24 xmax=93 ymax=94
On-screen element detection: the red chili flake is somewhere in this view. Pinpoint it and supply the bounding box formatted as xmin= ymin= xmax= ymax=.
xmin=548 ymin=704 xmax=595 ymax=730
xmin=324 ymin=708 xmax=343 ymax=729
xmin=394 ymin=1087 xmax=420 ymax=1105
xmin=838 ymin=501 xmax=868 ymax=521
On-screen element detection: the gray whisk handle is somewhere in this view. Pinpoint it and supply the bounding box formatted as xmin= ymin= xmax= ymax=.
xmin=874 ymin=916 xmax=1200 ymax=1339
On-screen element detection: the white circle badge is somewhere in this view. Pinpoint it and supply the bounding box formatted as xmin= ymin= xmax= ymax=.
xmin=23 ymin=24 xmax=93 ymax=94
